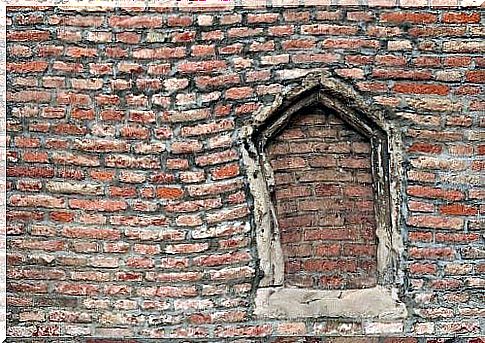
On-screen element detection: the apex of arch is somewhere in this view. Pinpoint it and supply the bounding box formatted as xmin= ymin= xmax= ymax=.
xmin=245 ymin=71 xmax=391 ymax=141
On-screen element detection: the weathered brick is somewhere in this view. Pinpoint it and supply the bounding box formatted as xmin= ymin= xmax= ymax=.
xmin=394 ymin=83 xmax=449 ymax=95
xmin=178 ymin=60 xmax=227 ymax=74
xmin=109 ymin=16 xmax=163 ymax=28
xmin=409 ymin=247 xmax=455 ymax=260
xmin=466 ymin=70 xmax=485 ymax=83
xmin=443 ymin=12 xmax=480 ymax=23
xmin=301 ymin=24 xmax=358 ymax=35
xmin=9 ymin=194 xmax=65 ymax=209
xmin=407 ymin=185 xmax=464 ymax=201
xmin=407 ymin=215 xmax=464 ymax=230
xmin=380 ymin=12 xmax=437 ymax=23
xmin=7 ymin=30 xmax=50 ymax=41
xmin=6 ymin=6 xmax=485 ymax=339
xmin=7 ymin=61 xmax=48 ymax=73
xmin=132 ymin=47 xmax=185 ymax=59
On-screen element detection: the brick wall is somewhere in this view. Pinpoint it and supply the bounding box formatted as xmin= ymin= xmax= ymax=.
xmin=267 ymin=110 xmax=378 ymax=290
xmin=6 ymin=4 xmax=484 ymax=339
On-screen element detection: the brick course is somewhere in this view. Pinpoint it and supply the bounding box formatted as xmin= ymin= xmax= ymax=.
xmin=6 ymin=4 xmax=484 ymax=340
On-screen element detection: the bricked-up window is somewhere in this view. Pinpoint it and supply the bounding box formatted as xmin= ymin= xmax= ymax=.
xmin=266 ymin=109 xmax=378 ymax=290
xmin=243 ymin=80 xmax=406 ymax=320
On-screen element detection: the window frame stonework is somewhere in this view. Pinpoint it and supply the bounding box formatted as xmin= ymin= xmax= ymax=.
xmin=240 ymin=73 xmax=407 ymax=322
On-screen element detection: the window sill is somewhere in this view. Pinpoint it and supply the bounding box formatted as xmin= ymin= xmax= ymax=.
xmin=254 ymin=285 xmax=407 ymax=320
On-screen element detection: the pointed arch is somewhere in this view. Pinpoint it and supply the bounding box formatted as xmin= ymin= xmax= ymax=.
xmin=241 ymin=72 xmax=406 ymax=320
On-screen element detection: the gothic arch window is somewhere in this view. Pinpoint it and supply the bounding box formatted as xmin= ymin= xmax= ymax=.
xmin=241 ymin=75 xmax=407 ymax=321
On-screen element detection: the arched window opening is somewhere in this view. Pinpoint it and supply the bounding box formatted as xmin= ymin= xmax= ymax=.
xmin=266 ymin=107 xmax=378 ymax=290
xmin=241 ymin=77 xmax=406 ymax=320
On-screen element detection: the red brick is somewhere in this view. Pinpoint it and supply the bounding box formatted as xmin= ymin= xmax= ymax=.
xmin=430 ymin=279 xmax=462 ymax=290
xmin=171 ymin=31 xmax=196 ymax=43
xmin=61 ymin=227 xmax=120 ymax=240
xmin=7 ymin=90 xmax=51 ymax=103
xmin=443 ymin=12 xmax=480 ymax=23
xmin=373 ymin=69 xmax=432 ymax=80
xmin=22 ymin=151 xmax=48 ymax=163
xmin=407 ymin=185 xmax=464 ymax=201
xmin=218 ymin=43 xmax=243 ymax=55
xmin=247 ymin=13 xmax=279 ymax=23
xmin=7 ymin=61 xmax=48 ymax=73
xmin=116 ymin=31 xmax=140 ymax=44
xmin=315 ymin=10 xmax=342 ymax=20
xmin=109 ymin=16 xmax=163 ymax=28
xmin=367 ymin=25 xmax=402 ymax=38
xmin=380 ymin=12 xmax=437 ymax=23
xmin=201 ymin=30 xmax=225 ymax=40
xmin=409 ymin=247 xmax=455 ymax=260
xmin=323 ymin=38 xmax=380 ymax=49
xmin=466 ymin=70 xmax=485 ymax=83
xmin=10 ymin=239 xmax=66 ymax=252
xmin=224 ymin=86 xmax=255 ymax=102
xmin=220 ymin=13 xmax=242 ymax=25
xmin=268 ymin=25 xmax=294 ymax=36
xmin=191 ymin=44 xmax=215 ymax=57
xmin=283 ymin=10 xmax=310 ymax=22
xmin=66 ymin=47 xmax=96 ymax=58
xmin=9 ymin=194 xmax=64 ymax=209
xmin=126 ymin=257 xmax=154 ymax=269
xmin=347 ymin=11 xmax=374 ymax=21
xmin=394 ymin=82 xmax=449 ymax=95
xmin=435 ymin=232 xmax=480 ymax=244
xmin=211 ymin=163 xmax=240 ymax=180
xmin=440 ymin=204 xmax=478 ymax=216
xmin=7 ymin=30 xmax=50 ymax=41
xmin=409 ymin=26 xmax=466 ymax=37
xmin=408 ymin=142 xmax=443 ymax=154
xmin=156 ymin=187 xmax=184 ymax=199
xmin=444 ymin=56 xmax=472 ymax=67
xmin=170 ymin=140 xmax=203 ymax=154
xmin=55 ymin=283 xmax=99 ymax=296
xmin=167 ymin=15 xmax=192 ymax=27
xmin=407 ymin=215 xmax=464 ymax=230
xmin=336 ymin=68 xmax=365 ymax=79
xmin=408 ymin=200 xmax=435 ymax=212
xmin=178 ymin=60 xmax=227 ymax=74
xmin=302 ymin=259 xmax=357 ymax=272
xmin=14 ymin=136 xmax=40 ymax=148
xmin=215 ymin=324 xmax=272 ymax=338
xmin=53 ymin=15 xmax=104 ymax=27
xmin=8 ymin=281 xmax=48 ymax=294
xmin=57 ymin=92 xmax=91 ymax=106
xmin=193 ymin=251 xmax=251 ymax=267
xmin=304 ymin=228 xmax=353 ymax=241
xmin=301 ymin=24 xmax=358 ymax=35
xmin=132 ymin=47 xmax=185 ymax=59
xmin=249 ymin=40 xmax=275 ymax=52
xmin=375 ymin=55 xmax=407 ymax=66
xmin=68 ymin=199 xmax=127 ymax=212
xmin=227 ymin=27 xmax=263 ymax=38
xmin=409 ymin=263 xmax=437 ymax=275
xmin=8 ymin=45 xmax=32 ymax=57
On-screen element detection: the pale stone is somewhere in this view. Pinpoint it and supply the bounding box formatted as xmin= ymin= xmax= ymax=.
xmin=255 ymin=286 xmax=407 ymax=319
xmin=46 ymin=181 xmax=104 ymax=195
xmin=364 ymin=321 xmax=404 ymax=334
xmin=414 ymin=322 xmax=435 ymax=335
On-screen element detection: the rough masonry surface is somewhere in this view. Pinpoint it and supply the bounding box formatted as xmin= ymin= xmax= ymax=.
xmin=5 ymin=4 xmax=484 ymax=340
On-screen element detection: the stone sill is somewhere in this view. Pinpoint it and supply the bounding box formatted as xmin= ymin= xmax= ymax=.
xmin=254 ymin=285 xmax=408 ymax=321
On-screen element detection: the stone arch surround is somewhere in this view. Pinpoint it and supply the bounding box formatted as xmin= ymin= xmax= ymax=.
xmin=240 ymin=73 xmax=407 ymax=320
